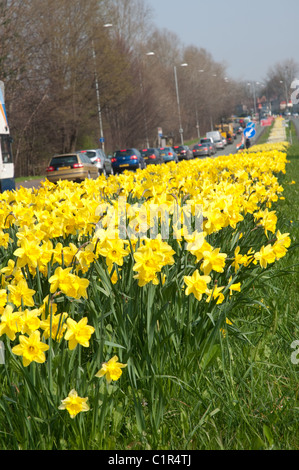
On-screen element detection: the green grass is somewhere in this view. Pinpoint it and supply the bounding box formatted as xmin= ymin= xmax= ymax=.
xmin=14 ymin=175 xmax=44 ymax=183
xmin=188 ymin=132 xmax=299 ymax=450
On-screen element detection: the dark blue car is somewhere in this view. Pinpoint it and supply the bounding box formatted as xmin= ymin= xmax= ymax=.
xmin=158 ymin=147 xmax=178 ymax=163
xmin=111 ymin=148 xmax=146 ymax=174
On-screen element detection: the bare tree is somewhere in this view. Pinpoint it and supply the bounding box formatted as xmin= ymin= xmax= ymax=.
xmin=263 ymin=58 xmax=299 ymax=112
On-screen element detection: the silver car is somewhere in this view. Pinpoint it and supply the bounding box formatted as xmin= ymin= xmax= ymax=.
xmin=214 ymin=139 xmax=225 ymax=150
xmin=78 ymin=149 xmax=113 ymax=176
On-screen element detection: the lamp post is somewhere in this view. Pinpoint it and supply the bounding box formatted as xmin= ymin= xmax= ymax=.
xmin=174 ymin=63 xmax=188 ymax=145
xmin=247 ymin=81 xmax=258 ymax=115
xmin=139 ymin=65 xmax=149 ymax=148
xmin=139 ymin=51 xmax=157 ymax=148
xmin=145 ymin=52 xmax=187 ymax=146
xmin=92 ymin=41 xmax=105 ymax=152
xmin=91 ymin=24 xmax=113 ymax=152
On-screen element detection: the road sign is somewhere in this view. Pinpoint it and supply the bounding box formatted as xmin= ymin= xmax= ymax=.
xmin=246 ymin=121 xmax=255 ymax=128
xmin=99 ymin=137 xmax=105 ymax=143
xmin=243 ymin=126 xmax=256 ymax=139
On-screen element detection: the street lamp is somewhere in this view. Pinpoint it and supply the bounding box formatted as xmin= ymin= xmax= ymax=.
xmin=145 ymin=52 xmax=187 ymax=145
xmin=247 ymin=81 xmax=257 ymax=115
xmin=91 ymin=23 xmax=113 ymax=152
xmin=92 ymin=41 xmax=105 ymax=152
xmin=174 ymin=63 xmax=188 ymax=145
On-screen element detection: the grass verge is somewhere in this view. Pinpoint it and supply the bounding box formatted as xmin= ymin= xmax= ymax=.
xmin=196 ymin=132 xmax=299 ymax=450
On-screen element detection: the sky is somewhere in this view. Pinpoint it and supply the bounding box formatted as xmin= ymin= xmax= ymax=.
xmin=146 ymin=0 xmax=299 ymax=82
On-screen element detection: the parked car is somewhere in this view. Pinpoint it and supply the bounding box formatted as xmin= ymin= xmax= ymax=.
xmin=111 ymin=148 xmax=146 ymax=174
xmin=46 ymin=152 xmax=98 ymax=183
xmin=173 ymin=145 xmax=193 ymax=160
xmin=139 ymin=148 xmax=163 ymax=165
xmin=77 ymin=148 xmax=113 ymax=176
xmin=192 ymin=143 xmax=212 ymax=157
xmin=199 ymin=137 xmax=216 ymax=154
xmin=158 ymin=147 xmax=178 ymax=163
xmin=213 ymin=138 xmax=225 ymax=150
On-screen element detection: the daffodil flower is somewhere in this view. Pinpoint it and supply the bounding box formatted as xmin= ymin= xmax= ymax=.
xmin=95 ymin=355 xmax=127 ymax=383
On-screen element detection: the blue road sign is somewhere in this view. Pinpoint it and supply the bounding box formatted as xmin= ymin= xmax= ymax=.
xmin=244 ymin=126 xmax=256 ymax=139
xmin=246 ymin=121 xmax=255 ymax=128
xmin=99 ymin=137 xmax=105 ymax=143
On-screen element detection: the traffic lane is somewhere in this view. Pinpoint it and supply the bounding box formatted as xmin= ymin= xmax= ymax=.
xmin=14 ymin=125 xmax=262 ymax=190
xmin=215 ymin=123 xmax=264 ymax=156
xmin=210 ymin=133 xmax=243 ymax=157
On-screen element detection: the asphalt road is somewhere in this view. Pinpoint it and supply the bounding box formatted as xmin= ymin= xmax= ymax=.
xmin=15 ymin=125 xmax=265 ymax=191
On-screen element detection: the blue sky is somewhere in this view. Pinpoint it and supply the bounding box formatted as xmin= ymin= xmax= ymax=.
xmin=146 ymin=0 xmax=299 ymax=82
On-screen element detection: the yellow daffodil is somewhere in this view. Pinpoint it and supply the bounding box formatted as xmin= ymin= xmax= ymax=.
xmin=12 ymin=330 xmax=49 ymax=367
xmin=13 ymin=238 xmax=42 ymax=269
xmin=205 ymin=285 xmax=225 ymax=304
xmin=8 ymin=279 xmax=36 ymax=307
xmin=201 ymin=248 xmax=227 ymax=276
xmin=228 ymin=276 xmax=241 ymax=295
xmin=48 ymin=267 xmax=73 ymax=294
xmin=95 ymin=355 xmax=127 ymax=383
xmin=58 ymin=389 xmax=89 ymax=419
xmin=184 ymin=270 xmax=211 ymax=301
xmin=64 ymin=317 xmax=95 ymax=350
xmin=254 ymin=245 xmax=276 ymax=269
xmin=40 ymin=312 xmax=68 ymax=341
xmin=20 ymin=308 xmax=41 ymax=335
xmin=0 ymin=304 xmax=22 ymax=340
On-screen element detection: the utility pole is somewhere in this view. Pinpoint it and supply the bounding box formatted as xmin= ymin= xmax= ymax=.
xmin=92 ymin=41 xmax=105 ymax=152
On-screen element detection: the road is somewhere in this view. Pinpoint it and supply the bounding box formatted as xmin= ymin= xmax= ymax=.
xmin=15 ymin=124 xmax=265 ymax=191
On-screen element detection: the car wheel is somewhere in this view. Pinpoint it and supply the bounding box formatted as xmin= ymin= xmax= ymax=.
xmin=110 ymin=167 xmax=114 ymax=176
xmin=87 ymin=171 xmax=91 ymax=179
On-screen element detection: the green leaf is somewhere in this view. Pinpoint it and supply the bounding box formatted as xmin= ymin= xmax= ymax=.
xmin=199 ymin=344 xmax=220 ymax=372
xmin=263 ymin=424 xmax=274 ymax=447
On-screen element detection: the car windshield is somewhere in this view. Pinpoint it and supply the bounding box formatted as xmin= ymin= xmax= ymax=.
xmin=50 ymin=155 xmax=78 ymax=165
xmin=140 ymin=149 xmax=155 ymax=156
xmin=114 ymin=150 xmax=135 ymax=157
xmin=83 ymin=151 xmax=97 ymax=158
xmin=173 ymin=146 xmax=185 ymax=151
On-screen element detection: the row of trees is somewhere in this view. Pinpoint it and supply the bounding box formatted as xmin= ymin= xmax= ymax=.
xmin=1 ymin=0 xmax=298 ymax=176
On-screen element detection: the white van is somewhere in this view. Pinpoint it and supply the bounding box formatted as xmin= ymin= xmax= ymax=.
xmin=206 ymin=131 xmax=224 ymax=150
